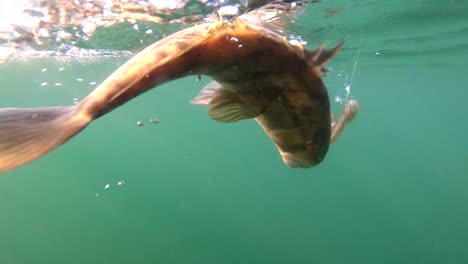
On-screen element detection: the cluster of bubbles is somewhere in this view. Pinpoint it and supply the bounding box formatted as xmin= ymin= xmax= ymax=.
xmin=0 ymin=0 xmax=281 ymax=63
xmin=0 ymin=0 xmax=273 ymax=48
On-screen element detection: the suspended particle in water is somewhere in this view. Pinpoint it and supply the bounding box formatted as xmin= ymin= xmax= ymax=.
xmin=104 ymin=184 xmax=111 ymax=190
xmin=58 ymin=67 xmax=64 ymax=72
xmin=73 ymin=98 xmax=79 ymax=104
xmin=238 ymin=44 xmax=243 ymax=48
xmin=76 ymin=78 xmax=84 ymax=82
xmin=196 ymin=75 xmax=201 ymax=81
xmin=40 ymin=82 xmax=48 ymax=87
xmin=150 ymin=118 xmax=159 ymax=124
xmin=230 ymin=36 xmax=239 ymax=43
xmin=54 ymin=82 xmax=62 ymax=87
xmin=90 ymin=81 xmax=97 ymax=86
xmin=41 ymin=68 xmax=47 ymax=72
xmin=137 ymin=120 xmax=144 ymax=126
xmin=133 ymin=24 xmax=139 ymax=31
xmin=117 ymin=180 xmax=125 ymax=186
xmin=145 ymin=29 xmax=153 ymax=34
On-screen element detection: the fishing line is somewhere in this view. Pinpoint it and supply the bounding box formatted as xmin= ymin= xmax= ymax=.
xmin=344 ymin=36 xmax=361 ymax=103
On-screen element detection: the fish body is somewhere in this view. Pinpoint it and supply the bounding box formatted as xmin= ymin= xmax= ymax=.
xmin=0 ymin=1 xmax=357 ymax=172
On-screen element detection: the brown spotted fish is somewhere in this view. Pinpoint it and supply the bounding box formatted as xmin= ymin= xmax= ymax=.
xmin=0 ymin=1 xmax=358 ymax=173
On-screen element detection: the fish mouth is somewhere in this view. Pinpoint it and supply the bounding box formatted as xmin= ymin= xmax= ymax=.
xmin=279 ymin=151 xmax=321 ymax=168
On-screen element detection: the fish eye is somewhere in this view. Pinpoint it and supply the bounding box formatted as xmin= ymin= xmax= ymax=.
xmin=305 ymin=140 xmax=316 ymax=151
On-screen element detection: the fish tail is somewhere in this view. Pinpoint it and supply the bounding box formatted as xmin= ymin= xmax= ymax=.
xmin=0 ymin=104 xmax=92 ymax=173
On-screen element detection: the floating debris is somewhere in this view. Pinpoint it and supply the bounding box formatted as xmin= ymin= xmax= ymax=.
xmin=40 ymin=82 xmax=48 ymax=87
xmin=58 ymin=67 xmax=64 ymax=71
xmin=149 ymin=117 xmax=159 ymax=124
xmin=117 ymin=180 xmax=125 ymax=186
xmin=230 ymin=36 xmax=239 ymax=43
xmin=73 ymin=98 xmax=79 ymax=104
xmin=145 ymin=29 xmax=153 ymax=34
xmin=104 ymin=183 xmax=111 ymax=190
xmin=54 ymin=82 xmax=62 ymax=86
xmin=41 ymin=68 xmax=47 ymax=72
xmin=76 ymin=78 xmax=84 ymax=82
xmin=137 ymin=120 xmax=144 ymax=126
xmin=90 ymin=81 xmax=97 ymax=86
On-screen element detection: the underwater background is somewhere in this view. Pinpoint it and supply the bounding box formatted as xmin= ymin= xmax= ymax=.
xmin=1 ymin=0 xmax=468 ymax=263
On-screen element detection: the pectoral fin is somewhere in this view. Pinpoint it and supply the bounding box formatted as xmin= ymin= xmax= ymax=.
xmin=192 ymin=81 xmax=261 ymax=123
xmin=190 ymin=81 xmax=222 ymax=105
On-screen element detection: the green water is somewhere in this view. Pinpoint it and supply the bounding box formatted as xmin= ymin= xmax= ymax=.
xmin=1 ymin=0 xmax=468 ymax=263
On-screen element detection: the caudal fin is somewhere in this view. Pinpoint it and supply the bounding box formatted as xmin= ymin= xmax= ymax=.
xmin=0 ymin=105 xmax=91 ymax=173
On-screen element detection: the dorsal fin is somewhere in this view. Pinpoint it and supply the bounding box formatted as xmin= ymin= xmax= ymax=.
xmin=307 ymin=40 xmax=344 ymax=73
xmin=237 ymin=1 xmax=307 ymax=34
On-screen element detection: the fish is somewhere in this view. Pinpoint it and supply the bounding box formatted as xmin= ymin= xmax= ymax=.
xmin=0 ymin=0 xmax=358 ymax=173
